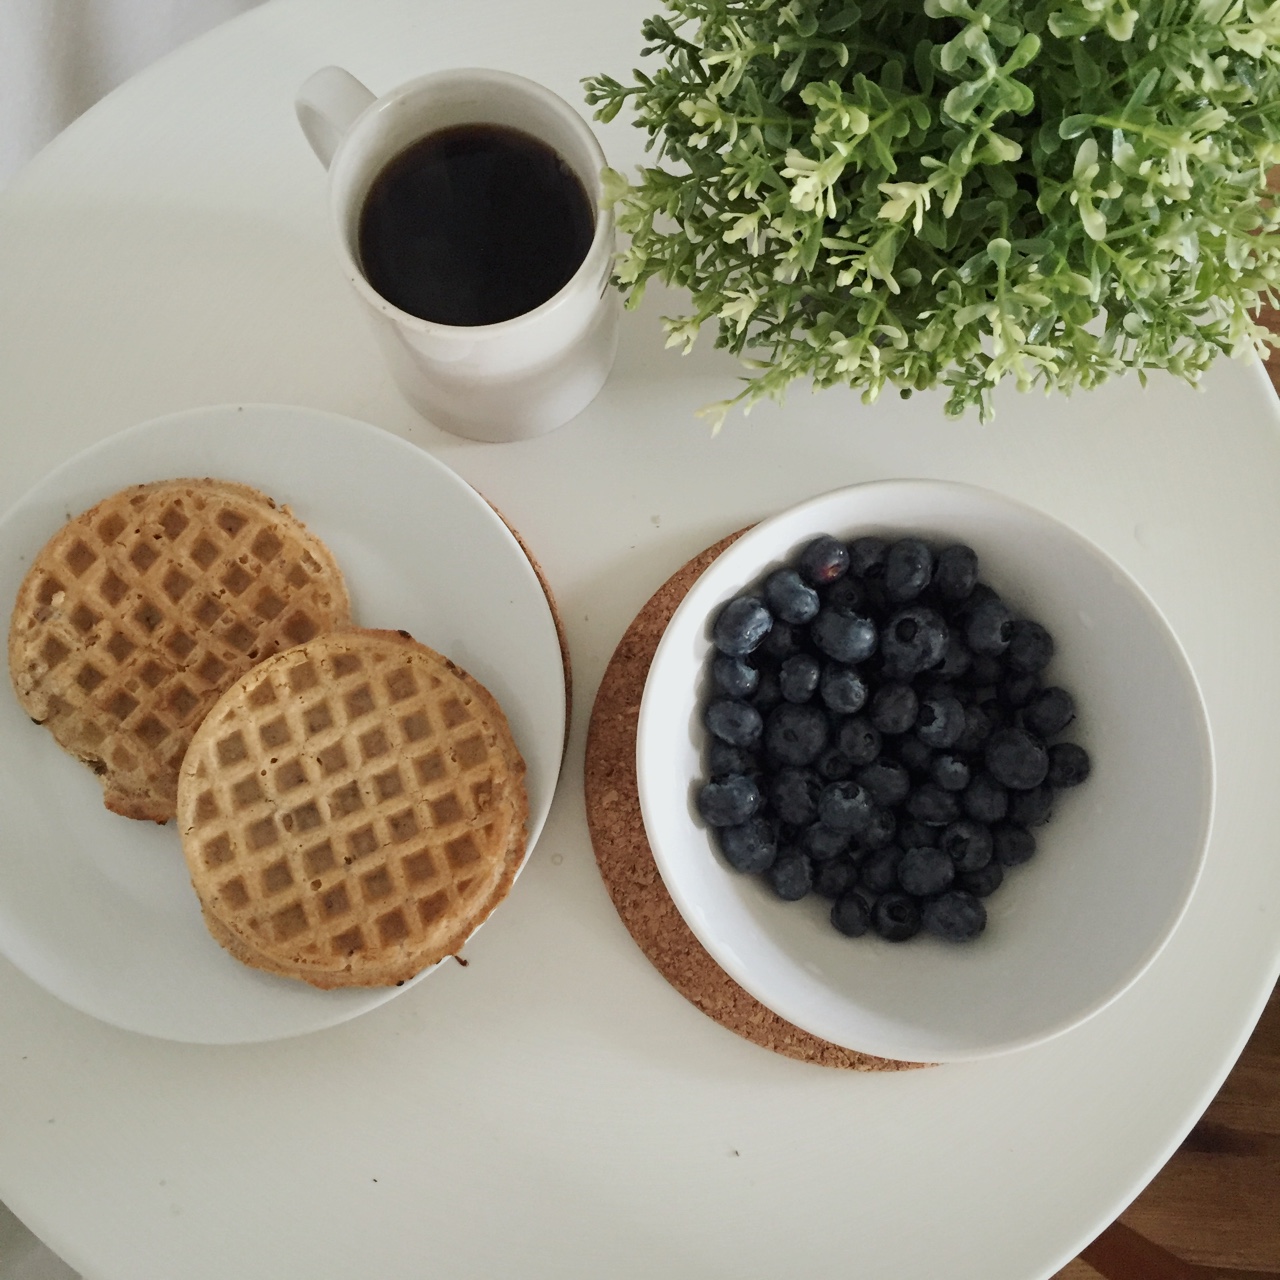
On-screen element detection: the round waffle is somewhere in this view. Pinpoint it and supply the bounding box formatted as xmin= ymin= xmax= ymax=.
xmin=176 ymin=628 xmax=529 ymax=989
xmin=8 ymin=479 xmax=352 ymax=822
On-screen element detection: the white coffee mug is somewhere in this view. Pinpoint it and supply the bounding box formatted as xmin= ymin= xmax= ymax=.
xmin=296 ymin=66 xmax=619 ymax=443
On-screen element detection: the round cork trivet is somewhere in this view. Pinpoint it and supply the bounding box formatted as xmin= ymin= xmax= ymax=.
xmin=584 ymin=531 xmax=925 ymax=1071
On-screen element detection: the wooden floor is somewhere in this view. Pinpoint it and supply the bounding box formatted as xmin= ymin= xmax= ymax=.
xmin=1052 ymin=978 xmax=1280 ymax=1279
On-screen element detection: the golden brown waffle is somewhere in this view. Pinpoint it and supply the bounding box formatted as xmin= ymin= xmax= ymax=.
xmin=8 ymin=479 xmax=352 ymax=822
xmin=176 ymin=628 xmax=529 ymax=989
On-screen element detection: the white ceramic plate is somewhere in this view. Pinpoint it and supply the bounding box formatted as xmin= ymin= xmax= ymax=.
xmin=637 ymin=480 xmax=1214 ymax=1062
xmin=0 ymin=405 xmax=566 ymax=1043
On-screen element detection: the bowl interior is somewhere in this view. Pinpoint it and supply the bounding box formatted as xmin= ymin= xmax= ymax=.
xmin=636 ymin=481 xmax=1213 ymax=1062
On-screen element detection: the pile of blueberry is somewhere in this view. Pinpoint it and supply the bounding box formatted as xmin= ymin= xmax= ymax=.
xmin=695 ymin=533 xmax=1091 ymax=943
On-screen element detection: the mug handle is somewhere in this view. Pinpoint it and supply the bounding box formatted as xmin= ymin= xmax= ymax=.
xmin=295 ymin=67 xmax=376 ymax=170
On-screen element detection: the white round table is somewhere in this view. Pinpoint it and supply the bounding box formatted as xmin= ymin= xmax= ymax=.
xmin=1 ymin=2 xmax=1278 ymax=1277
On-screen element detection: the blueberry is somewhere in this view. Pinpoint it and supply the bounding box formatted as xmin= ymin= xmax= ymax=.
xmin=857 ymin=805 xmax=897 ymax=850
xmin=1047 ymin=741 xmax=1092 ymax=787
xmin=959 ymin=581 xmax=1000 ymax=615
xmin=905 ymin=782 xmax=961 ymax=826
xmin=1009 ymin=783 xmax=1054 ymax=827
xmin=831 ymin=890 xmax=872 ymax=937
xmin=872 ymin=892 xmax=922 ymax=942
xmin=704 ymin=698 xmax=764 ymax=747
xmin=762 ymin=568 xmax=820 ymax=625
xmin=764 ymin=702 xmax=828 ymax=766
xmin=818 ymin=780 xmax=876 ymax=833
xmin=824 ymin=577 xmax=867 ymax=617
xmin=797 ymin=535 xmax=850 ymax=586
xmin=811 ymin=608 xmax=877 ymax=663
xmin=1006 ymin=620 xmax=1055 ymax=674
xmin=814 ymin=746 xmax=855 ymax=780
xmin=962 ymin=773 xmax=1009 ymax=823
xmin=972 ymin=690 xmax=1008 ymax=729
xmin=751 ymin=670 xmax=783 ymax=713
xmin=717 ymin=818 xmax=777 ymax=873
xmin=1023 ymin=687 xmax=1076 ymax=738
xmin=897 ymin=820 xmax=940 ymax=849
xmin=713 ymin=596 xmax=773 ymax=656
xmin=965 ymin=652 xmax=1005 ymax=687
xmin=803 ymin=821 xmax=853 ymax=861
xmin=847 ymin=536 xmax=888 ymax=578
xmin=836 ymin=716 xmax=881 ymax=766
xmin=859 ymin=845 xmax=903 ymax=894
xmin=953 ymin=703 xmax=996 ymax=754
xmin=898 ymin=845 xmax=955 ymax=896
xmin=777 ymin=653 xmax=820 ymax=703
xmin=707 ymin=739 xmax=759 ymax=779
xmin=966 ymin=598 xmax=1015 ymax=656
xmin=993 ymin=824 xmax=1037 ymax=867
xmin=939 ymin=819 xmax=994 ymax=872
xmin=766 ymin=851 xmax=813 ymax=901
xmin=870 ymin=682 xmax=918 ymax=734
xmin=985 ymin=727 xmax=1049 ymax=790
xmin=819 ymin=663 xmax=869 ymax=714
xmin=894 ymin=735 xmax=935 ymax=776
xmin=922 ymin=890 xmax=987 ymax=942
xmin=934 ymin=544 xmax=978 ymax=602
xmin=814 ymin=855 xmax=859 ymax=899
xmin=819 ymin=578 xmax=870 ymax=616
xmin=775 ymin=821 xmax=803 ymax=848
xmin=696 ymin=774 xmax=763 ymax=826
xmin=999 ymin=671 xmax=1042 ymax=710
xmin=916 ymin=693 xmax=966 ymax=748
xmin=930 ymin=752 xmax=971 ymax=792
xmin=856 ymin=758 xmax=911 ymax=808
xmin=759 ymin=619 xmax=802 ymax=661
xmin=913 ymin=672 xmax=957 ymax=701
xmin=959 ymin=860 xmax=1004 ymax=897
xmin=937 ymin=635 xmax=974 ymax=679
xmin=770 ymin=767 xmax=822 ymax=825
xmin=711 ymin=654 xmax=758 ymax=699
xmin=880 ymin=606 xmax=949 ymax=677
xmin=885 ymin=538 xmax=934 ymax=602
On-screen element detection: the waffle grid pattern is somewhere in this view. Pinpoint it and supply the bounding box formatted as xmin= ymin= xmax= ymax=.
xmin=179 ymin=634 xmax=525 ymax=985
xmin=9 ymin=480 xmax=350 ymax=817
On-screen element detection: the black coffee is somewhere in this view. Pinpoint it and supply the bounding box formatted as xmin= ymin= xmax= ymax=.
xmin=357 ymin=123 xmax=594 ymax=327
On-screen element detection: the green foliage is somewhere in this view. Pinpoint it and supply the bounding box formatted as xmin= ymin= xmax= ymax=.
xmin=583 ymin=0 xmax=1280 ymax=422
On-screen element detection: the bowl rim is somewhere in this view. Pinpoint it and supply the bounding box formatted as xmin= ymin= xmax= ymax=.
xmin=635 ymin=478 xmax=1215 ymax=1062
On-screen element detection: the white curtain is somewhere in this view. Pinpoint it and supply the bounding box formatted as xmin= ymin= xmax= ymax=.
xmin=0 ymin=0 xmax=265 ymax=187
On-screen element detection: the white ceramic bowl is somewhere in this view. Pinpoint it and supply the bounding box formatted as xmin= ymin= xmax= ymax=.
xmin=636 ymin=481 xmax=1214 ymax=1062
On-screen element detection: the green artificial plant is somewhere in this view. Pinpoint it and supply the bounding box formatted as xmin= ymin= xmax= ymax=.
xmin=583 ymin=0 xmax=1280 ymax=422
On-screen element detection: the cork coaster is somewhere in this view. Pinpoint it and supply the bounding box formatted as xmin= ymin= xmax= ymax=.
xmin=584 ymin=531 xmax=925 ymax=1071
